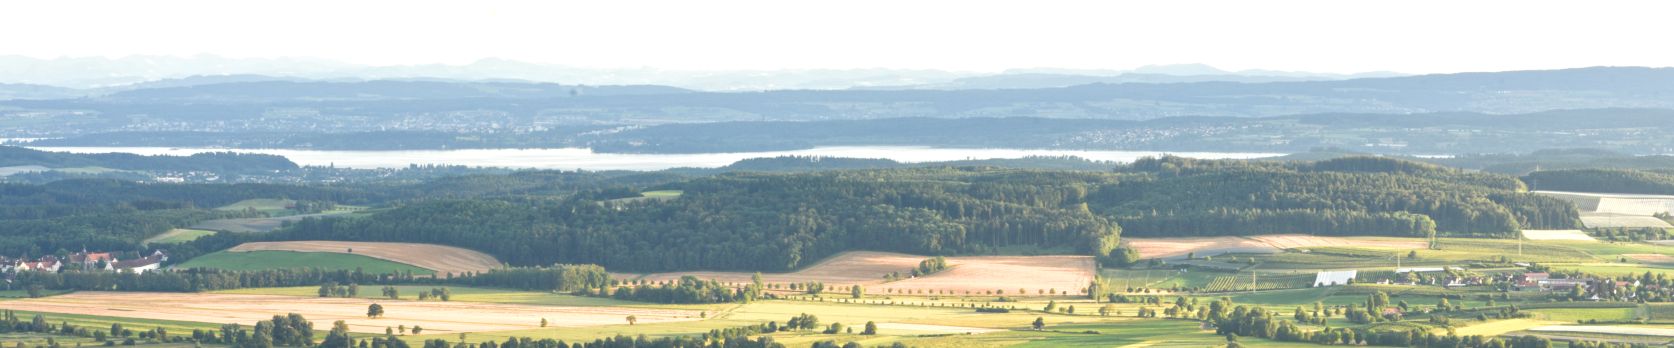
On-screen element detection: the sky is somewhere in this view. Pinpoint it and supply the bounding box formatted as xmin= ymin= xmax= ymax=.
xmin=3 ymin=0 xmax=1672 ymax=74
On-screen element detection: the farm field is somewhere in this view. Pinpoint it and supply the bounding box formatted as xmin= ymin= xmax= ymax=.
xmin=1536 ymin=191 xmax=1674 ymax=215
xmin=1626 ymin=254 xmax=1674 ymax=264
xmin=1451 ymin=318 xmax=1561 ymax=336
xmin=174 ymin=250 xmax=436 ymax=275
xmin=628 ymin=251 xmax=1096 ymax=296
xmin=1521 ymin=229 xmax=1597 ymax=242
xmin=0 ymin=292 xmax=703 ymax=334
xmin=870 ymin=255 xmax=1095 ymax=296
xmin=1547 ymin=263 xmax=1674 ymax=277
xmin=225 ymin=241 xmax=502 ymax=275
xmin=1529 ymin=325 xmax=1674 ymax=337
xmin=189 ymin=211 xmax=359 ymax=233
xmin=141 ymin=228 xmax=217 ymax=245
xmin=641 ymin=190 xmax=683 ymax=198
xmin=215 ymin=198 xmax=296 ymax=214
xmin=1124 ymin=235 xmax=1426 ymax=260
xmin=1648 ymin=304 xmax=1674 ymax=322
xmin=625 ymin=251 xmax=923 ymax=286
xmin=1581 ymin=215 xmax=1674 ymax=228
xmin=214 ymin=285 xmax=731 ymax=311
xmin=1123 ymin=236 xmax=1277 ymax=259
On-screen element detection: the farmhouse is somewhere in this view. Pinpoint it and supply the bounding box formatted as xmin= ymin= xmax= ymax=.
xmin=67 ymin=250 xmax=117 ymax=271
xmin=113 ymin=251 xmax=169 ymax=274
xmin=15 ymin=257 xmax=62 ymax=273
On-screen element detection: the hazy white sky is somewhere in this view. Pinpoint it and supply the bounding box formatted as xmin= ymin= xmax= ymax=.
xmin=3 ymin=0 xmax=1671 ymax=73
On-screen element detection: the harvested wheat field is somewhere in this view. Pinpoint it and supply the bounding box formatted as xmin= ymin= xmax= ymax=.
xmin=1539 ymin=191 xmax=1674 ymax=216
xmin=1123 ymin=236 xmax=1278 ymax=259
xmin=0 ymin=292 xmax=699 ymax=334
xmin=1581 ymin=214 xmax=1674 ymax=228
xmin=1125 ymin=234 xmax=1427 ymax=260
xmin=871 ymin=255 xmax=1095 ymax=296
xmin=626 ymin=251 xmax=1096 ymax=296
xmin=1246 ymin=235 xmax=1427 ymax=250
xmin=226 ymin=241 xmax=502 ymax=275
xmin=626 ymin=251 xmax=925 ymax=286
xmin=1626 ymin=254 xmax=1674 ymax=264
xmin=1520 ymin=230 xmax=1598 ymax=242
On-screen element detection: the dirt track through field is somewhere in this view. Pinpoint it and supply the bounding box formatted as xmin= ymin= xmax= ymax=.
xmin=624 ymin=251 xmax=1097 ymax=296
xmin=0 ymin=292 xmax=700 ymax=334
xmin=1125 ymin=234 xmax=1427 ymax=259
xmin=227 ymin=241 xmax=502 ymax=276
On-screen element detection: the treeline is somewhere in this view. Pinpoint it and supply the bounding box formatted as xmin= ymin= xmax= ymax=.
xmin=0 ymin=146 xmax=297 ymax=174
xmin=448 ymin=265 xmax=611 ymax=292
xmin=713 ymin=155 xmax=1118 ymax=173
xmin=1099 ymin=156 xmax=1579 ymax=237
xmin=610 ymin=276 xmax=745 ymax=304
xmin=1526 ymin=169 xmax=1674 ymax=195
xmin=275 ymin=168 xmax=1126 ymax=272
xmin=1213 ymin=304 xmax=1643 ymax=348
xmin=7 ymin=267 xmax=419 ymax=292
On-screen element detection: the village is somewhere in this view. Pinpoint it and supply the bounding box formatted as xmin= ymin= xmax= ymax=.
xmin=0 ymin=249 xmax=168 ymax=276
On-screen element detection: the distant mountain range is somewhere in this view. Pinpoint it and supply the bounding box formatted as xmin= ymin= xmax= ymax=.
xmin=4 ymin=66 xmax=1674 ymax=156
xmin=0 ymin=55 xmax=1404 ymax=92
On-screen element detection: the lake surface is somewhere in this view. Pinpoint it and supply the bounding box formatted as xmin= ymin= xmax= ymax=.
xmin=27 ymin=146 xmax=1283 ymax=171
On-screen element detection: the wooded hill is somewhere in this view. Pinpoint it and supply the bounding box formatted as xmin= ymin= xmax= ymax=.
xmin=1098 ymin=157 xmax=1578 ymax=238
xmin=270 ymin=157 xmax=1576 ymax=272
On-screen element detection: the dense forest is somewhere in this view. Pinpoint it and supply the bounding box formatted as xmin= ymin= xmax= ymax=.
xmin=0 ymin=179 xmax=372 ymax=256
xmin=1097 ymin=157 xmax=1578 ymax=237
xmin=275 ymin=168 xmax=1126 ymax=272
xmin=0 ymin=146 xmax=297 ymax=173
xmin=2 ymin=156 xmax=1582 ymax=273
xmin=270 ymin=157 xmax=1575 ymax=272
xmin=1524 ymin=169 xmax=1674 ymax=195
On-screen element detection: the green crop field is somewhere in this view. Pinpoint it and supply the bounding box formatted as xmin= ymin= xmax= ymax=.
xmin=175 ymin=251 xmax=435 ymax=275
xmin=142 ymin=228 xmax=217 ymax=245
xmin=1099 ymin=268 xmax=1221 ymax=291
xmin=1527 ymin=307 xmax=1639 ymax=322
xmin=1648 ymin=304 xmax=1674 ymax=322
xmin=1548 ymin=263 xmax=1674 ymax=277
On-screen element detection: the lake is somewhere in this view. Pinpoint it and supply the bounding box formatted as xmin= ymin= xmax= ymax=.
xmin=27 ymin=146 xmax=1284 ymax=171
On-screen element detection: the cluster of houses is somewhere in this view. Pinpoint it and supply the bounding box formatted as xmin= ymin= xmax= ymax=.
xmin=0 ymin=250 xmax=168 ymax=275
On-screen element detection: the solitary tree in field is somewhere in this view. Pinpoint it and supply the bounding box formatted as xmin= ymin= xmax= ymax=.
xmin=367 ymin=304 xmax=384 ymax=318
xmin=1031 ymin=317 xmax=1045 ymax=331
xmin=410 ymin=326 xmax=422 ymax=335
xmin=862 ymin=321 xmax=877 ymax=335
xmin=626 ymin=315 xmax=638 ymax=325
xmin=851 ymin=285 xmax=863 ymax=299
xmin=540 ymin=318 xmax=547 ymax=327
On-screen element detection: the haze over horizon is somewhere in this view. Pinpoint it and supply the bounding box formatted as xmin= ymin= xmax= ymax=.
xmin=4 ymin=0 xmax=1672 ymax=76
